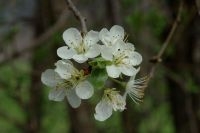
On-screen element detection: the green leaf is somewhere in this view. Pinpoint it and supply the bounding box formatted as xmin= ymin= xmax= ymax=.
xmin=87 ymin=68 xmax=108 ymax=90
xmin=89 ymin=57 xmax=112 ymax=69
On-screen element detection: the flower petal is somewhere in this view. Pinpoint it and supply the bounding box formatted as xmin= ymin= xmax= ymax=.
xmin=63 ymin=28 xmax=82 ymax=48
xmin=41 ymin=69 xmax=62 ymax=87
xmin=54 ymin=60 xmax=73 ymax=79
xmin=66 ymin=89 xmax=81 ymax=108
xmin=129 ymin=52 xmax=142 ymax=66
xmin=84 ymin=30 xmax=99 ymax=47
xmin=62 ymin=59 xmax=73 ymax=65
xmin=110 ymin=25 xmax=124 ymax=41
xmin=120 ymin=66 xmax=139 ymax=77
xmin=126 ymin=67 xmax=141 ymax=89
xmin=85 ymin=44 xmax=100 ymax=58
xmin=75 ymin=80 xmax=94 ymax=99
xmin=112 ymin=40 xmax=126 ymax=54
xmin=94 ymin=99 xmax=113 ymax=121
xmin=99 ymin=28 xmax=109 ymax=45
xmin=48 ymin=88 xmax=66 ymax=101
xmin=100 ymin=45 xmax=113 ymax=61
xmin=73 ymin=54 xmax=88 ymax=63
xmin=106 ymin=65 xmax=121 ymax=78
xmin=57 ymin=46 xmax=76 ymax=59
xmin=125 ymin=43 xmax=135 ymax=51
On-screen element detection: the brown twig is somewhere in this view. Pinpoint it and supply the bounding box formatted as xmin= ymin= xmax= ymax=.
xmin=149 ymin=1 xmax=183 ymax=78
xmin=65 ymin=0 xmax=87 ymax=34
xmin=195 ymin=0 xmax=200 ymax=15
xmin=0 ymin=9 xmax=69 ymax=66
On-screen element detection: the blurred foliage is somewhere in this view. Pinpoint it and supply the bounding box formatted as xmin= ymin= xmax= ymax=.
xmin=2 ymin=26 xmax=19 ymax=44
xmin=0 ymin=60 xmax=30 ymax=132
xmin=95 ymin=112 xmax=124 ymax=133
xmin=139 ymin=103 xmax=175 ymax=133
xmin=184 ymin=73 xmax=200 ymax=94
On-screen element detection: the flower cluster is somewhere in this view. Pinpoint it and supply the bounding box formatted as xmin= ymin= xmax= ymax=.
xmin=41 ymin=25 xmax=148 ymax=121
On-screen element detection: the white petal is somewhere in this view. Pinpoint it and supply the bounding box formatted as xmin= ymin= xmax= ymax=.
xmin=126 ymin=68 xmax=140 ymax=89
xmin=62 ymin=59 xmax=73 ymax=65
xmin=110 ymin=25 xmax=124 ymax=41
xmin=112 ymin=40 xmax=126 ymax=54
xmin=75 ymin=80 xmax=94 ymax=99
xmin=57 ymin=46 xmax=76 ymax=59
xmin=54 ymin=60 xmax=73 ymax=79
xmin=125 ymin=43 xmax=135 ymax=51
xmin=41 ymin=69 xmax=62 ymax=87
xmin=73 ymin=54 xmax=88 ymax=63
xmin=48 ymin=88 xmax=66 ymax=101
xmin=100 ymin=45 xmax=113 ymax=61
xmin=85 ymin=44 xmax=100 ymax=58
xmin=94 ymin=99 xmax=113 ymax=121
xmin=129 ymin=52 xmax=142 ymax=66
xmin=106 ymin=65 xmax=121 ymax=78
xmin=66 ymin=89 xmax=81 ymax=108
xmin=120 ymin=66 xmax=138 ymax=77
xmin=126 ymin=68 xmax=140 ymax=88
xmin=99 ymin=28 xmax=109 ymax=45
xmin=84 ymin=30 xmax=99 ymax=47
xmin=63 ymin=28 xmax=82 ymax=48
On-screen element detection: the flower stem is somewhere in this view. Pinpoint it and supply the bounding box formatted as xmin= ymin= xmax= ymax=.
xmin=109 ymin=77 xmax=126 ymax=88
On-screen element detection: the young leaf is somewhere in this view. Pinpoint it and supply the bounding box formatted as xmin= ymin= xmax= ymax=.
xmin=87 ymin=68 xmax=108 ymax=89
xmin=89 ymin=57 xmax=112 ymax=69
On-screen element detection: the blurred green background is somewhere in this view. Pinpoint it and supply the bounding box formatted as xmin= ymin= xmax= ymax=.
xmin=0 ymin=0 xmax=199 ymax=133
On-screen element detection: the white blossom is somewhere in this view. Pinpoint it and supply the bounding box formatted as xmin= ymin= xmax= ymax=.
xmin=99 ymin=25 xmax=125 ymax=60
xmin=41 ymin=60 xmax=94 ymax=108
xmin=105 ymin=40 xmax=142 ymax=78
xmin=124 ymin=74 xmax=148 ymax=104
xmin=99 ymin=25 xmax=124 ymax=47
xmin=57 ymin=28 xmax=100 ymax=63
xmin=94 ymin=88 xmax=126 ymax=121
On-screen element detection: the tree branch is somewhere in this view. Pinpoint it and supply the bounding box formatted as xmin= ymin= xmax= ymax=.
xmin=65 ymin=0 xmax=87 ymax=34
xmin=149 ymin=1 xmax=183 ymax=78
xmin=195 ymin=0 xmax=200 ymax=15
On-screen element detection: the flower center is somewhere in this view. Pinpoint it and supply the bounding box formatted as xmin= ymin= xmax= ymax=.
xmin=69 ymin=69 xmax=85 ymax=85
xmin=113 ymin=52 xmax=127 ymax=66
xmin=75 ymin=42 xmax=87 ymax=54
xmin=104 ymin=89 xmax=118 ymax=102
xmin=104 ymin=89 xmax=125 ymax=111
xmin=56 ymin=80 xmax=73 ymax=90
xmin=56 ymin=70 xmax=85 ymax=90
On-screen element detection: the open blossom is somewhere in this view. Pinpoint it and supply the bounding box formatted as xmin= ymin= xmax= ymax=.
xmin=41 ymin=60 xmax=94 ymax=108
xmin=57 ymin=28 xmax=100 ymax=63
xmin=105 ymin=40 xmax=142 ymax=78
xmin=94 ymin=88 xmax=126 ymax=121
xmin=99 ymin=25 xmax=142 ymax=78
xmin=99 ymin=25 xmax=125 ymax=60
xmin=124 ymin=74 xmax=148 ymax=104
